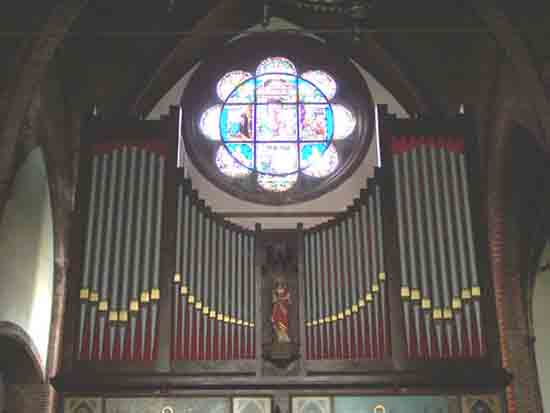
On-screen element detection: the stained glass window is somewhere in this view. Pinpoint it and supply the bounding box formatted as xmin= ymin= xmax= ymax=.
xmin=198 ymin=56 xmax=357 ymax=193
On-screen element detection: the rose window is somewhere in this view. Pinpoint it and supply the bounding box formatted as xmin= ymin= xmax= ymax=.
xmin=198 ymin=57 xmax=357 ymax=193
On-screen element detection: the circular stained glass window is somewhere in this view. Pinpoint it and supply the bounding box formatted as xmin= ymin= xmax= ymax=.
xmin=182 ymin=36 xmax=374 ymax=204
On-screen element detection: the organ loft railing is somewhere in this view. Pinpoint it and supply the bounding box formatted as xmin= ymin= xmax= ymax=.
xmin=55 ymin=107 xmax=507 ymax=391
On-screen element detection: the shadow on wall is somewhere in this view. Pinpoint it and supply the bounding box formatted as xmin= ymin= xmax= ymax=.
xmin=0 ymin=147 xmax=54 ymax=372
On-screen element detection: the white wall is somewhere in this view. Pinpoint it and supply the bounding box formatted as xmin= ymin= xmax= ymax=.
xmin=0 ymin=148 xmax=54 ymax=370
xmin=148 ymin=17 xmax=409 ymax=229
xmin=534 ymin=243 xmax=550 ymax=410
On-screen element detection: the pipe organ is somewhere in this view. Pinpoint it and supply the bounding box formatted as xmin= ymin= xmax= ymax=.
xmin=390 ymin=135 xmax=485 ymax=360
xmin=77 ymin=143 xmax=165 ymax=362
xmin=172 ymin=180 xmax=256 ymax=361
xmin=303 ymin=176 xmax=389 ymax=361
xmin=57 ymin=109 xmax=506 ymax=412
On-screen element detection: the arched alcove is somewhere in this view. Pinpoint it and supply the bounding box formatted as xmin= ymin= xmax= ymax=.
xmin=0 ymin=147 xmax=54 ymax=371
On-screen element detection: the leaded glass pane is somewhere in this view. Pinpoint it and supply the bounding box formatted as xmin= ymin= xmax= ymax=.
xmin=302 ymin=144 xmax=338 ymax=177
xmin=298 ymin=79 xmax=326 ymax=103
xmin=256 ymin=104 xmax=298 ymax=141
xmin=217 ymin=71 xmax=253 ymax=102
xmin=256 ymin=57 xmax=297 ymax=75
xmin=200 ymin=104 xmax=222 ymax=140
xmin=256 ymin=74 xmax=297 ymax=103
xmin=333 ymin=104 xmax=356 ymax=140
xmin=220 ymin=105 xmax=254 ymax=141
xmin=197 ymin=56 xmax=359 ymax=195
xmin=216 ymin=144 xmax=253 ymax=177
xmin=300 ymin=70 xmax=337 ymax=101
xmin=256 ymin=143 xmax=298 ymax=174
xmin=258 ymin=173 xmax=298 ymax=192
xmin=299 ymin=104 xmax=333 ymax=141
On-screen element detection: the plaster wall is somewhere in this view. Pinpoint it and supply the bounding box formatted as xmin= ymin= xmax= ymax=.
xmin=534 ymin=245 xmax=550 ymax=411
xmin=148 ymin=18 xmax=408 ymax=229
xmin=0 ymin=148 xmax=54 ymax=370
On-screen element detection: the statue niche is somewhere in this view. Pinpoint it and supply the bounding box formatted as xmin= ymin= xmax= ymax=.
xmin=262 ymin=241 xmax=299 ymax=367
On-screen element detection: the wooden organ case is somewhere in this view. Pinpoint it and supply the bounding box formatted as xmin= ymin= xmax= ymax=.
xmin=56 ymin=108 xmax=509 ymax=413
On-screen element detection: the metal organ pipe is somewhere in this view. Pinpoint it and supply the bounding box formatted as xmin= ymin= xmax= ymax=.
xmin=310 ymin=231 xmax=320 ymax=359
xmin=315 ymin=231 xmax=326 ymax=359
xmin=346 ymin=214 xmax=359 ymax=358
xmin=419 ymin=143 xmax=442 ymax=357
xmin=129 ymin=150 xmax=146 ymax=360
xmin=402 ymin=146 xmax=422 ymax=357
xmin=340 ymin=218 xmax=351 ymax=358
xmin=436 ymin=146 xmax=455 ymax=357
xmin=250 ymin=232 xmax=256 ymax=359
xmin=120 ymin=148 xmax=137 ymax=360
xmin=458 ymin=150 xmax=484 ymax=355
xmin=99 ymin=150 xmax=118 ymax=360
xmin=353 ymin=207 xmax=367 ymax=358
xmin=173 ymin=185 xmax=183 ymax=359
xmin=229 ymin=226 xmax=235 ymax=360
xmin=391 ymin=148 xmax=412 ymax=358
xmin=440 ymin=146 xmax=461 ymax=357
xmin=188 ymin=198 xmax=197 ymax=359
xmin=303 ymin=232 xmax=310 ymax=359
xmin=360 ymin=201 xmax=375 ymax=358
xmin=109 ymin=148 xmax=127 ymax=359
xmin=368 ymin=194 xmax=381 ymax=359
xmin=79 ymin=156 xmax=99 ymax=358
xmin=242 ymin=231 xmax=249 ymax=359
xmin=223 ymin=227 xmax=230 ymax=360
xmin=332 ymin=225 xmax=343 ymax=358
xmin=180 ymin=191 xmax=191 ymax=359
xmin=235 ymin=230 xmax=243 ymax=359
xmin=324 ymin=226 xmax=334 ymax=357
xmin=375 ymin=186 xmax=388 ymax=357
xmin=410 ymin=146 xmax=433 ymax=358
xmin=208 ymin=215 xmax=216 ymax=360
xmin=195 ymin=206 xmax=204 ymax=359
xmin=430 ymin=144 xmax=452 ymax=357
xmin=150 ymin=155 xmax=164 ymax=359
xmin=138 ymin=152 xmax=155 ymax=360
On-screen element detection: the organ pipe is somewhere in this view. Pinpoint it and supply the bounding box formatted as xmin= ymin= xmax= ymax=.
xmin=410 ymin=147 xmax=433 ymax=357
xmin=391 ymin=150 xmax=412 ymax=358
xmin=375 ymin=186 xmax=388 ymax=357
xmin=79 ymin=156 xmax=99 ymax=357
xmin=459 ymin=150 xmax=484 ymax=355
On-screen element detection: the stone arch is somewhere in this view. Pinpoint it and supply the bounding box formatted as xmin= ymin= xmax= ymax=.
xmin=0 ymin=321 xmax=44 ymax=385
xmin=0 ymin=321 xmax=46 ymax=413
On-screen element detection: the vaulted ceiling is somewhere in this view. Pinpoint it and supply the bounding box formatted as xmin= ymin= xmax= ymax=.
xmin=4 ymin=0 xmax=549 ymax=122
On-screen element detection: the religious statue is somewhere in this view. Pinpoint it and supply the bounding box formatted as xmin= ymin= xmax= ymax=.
xmin=271 ymin=277 xmax=291 ymax=343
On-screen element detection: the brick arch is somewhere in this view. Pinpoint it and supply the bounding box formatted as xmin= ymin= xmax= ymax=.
xmin=468 ymin=1 xmax=550 ymax=153
xmin=0 ymin=0 xmax=89 ymax=220
xmin=487 ymin=105 xmax=548 ymax=412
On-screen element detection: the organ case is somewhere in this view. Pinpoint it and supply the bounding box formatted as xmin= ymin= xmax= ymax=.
xmin=56 ymin=110 xmax=507 ymax=396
